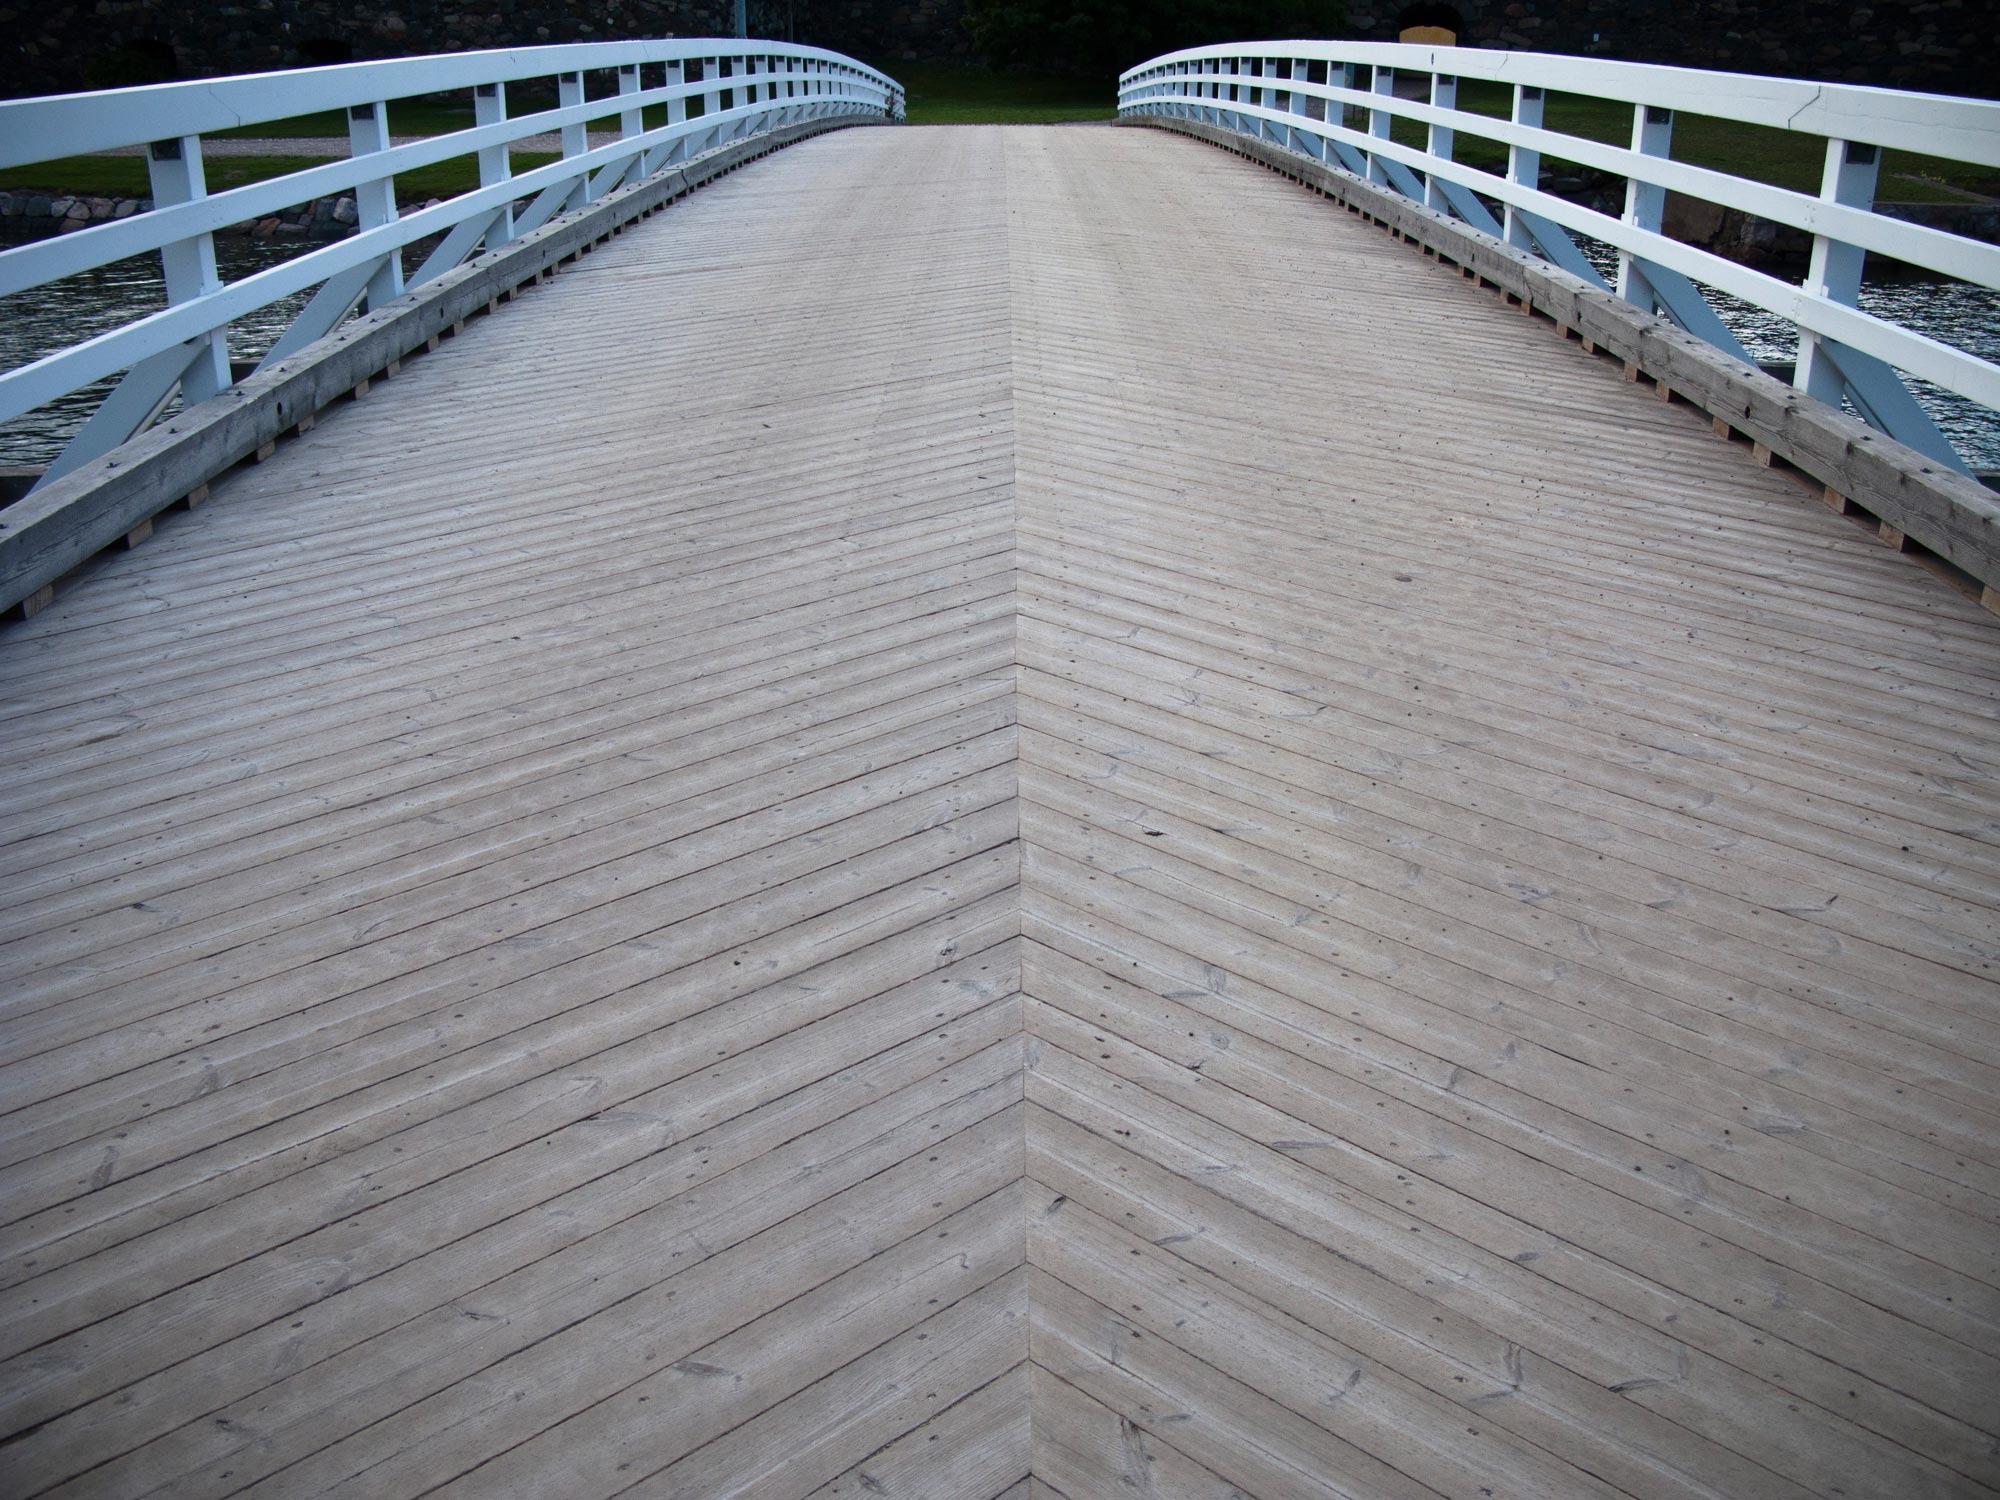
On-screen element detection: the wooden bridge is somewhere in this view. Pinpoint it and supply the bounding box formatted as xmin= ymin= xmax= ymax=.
xmin=2 ymin=117 xmax=1997 ymax=1499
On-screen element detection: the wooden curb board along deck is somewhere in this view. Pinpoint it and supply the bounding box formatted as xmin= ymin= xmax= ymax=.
xmin=1 ymin=125 xmax=1996 ymax=1499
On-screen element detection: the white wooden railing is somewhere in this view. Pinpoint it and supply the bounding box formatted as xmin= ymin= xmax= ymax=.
xmin=0 ymin=41 xmax=902 ymax=492
xmin=1121 ymin=43 xmax=2000 ymax=474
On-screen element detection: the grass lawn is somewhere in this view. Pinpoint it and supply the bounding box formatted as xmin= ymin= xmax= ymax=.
xmin=892 ymin=64 xmax=1113 ymax=125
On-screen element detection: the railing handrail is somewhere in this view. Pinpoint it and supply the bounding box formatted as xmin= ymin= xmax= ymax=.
xmin=1121 ymin=43 xmax=2000 ymax=164
xmin=0 ymin=40 xmax=903 ymax=492
xmin=0 ymin=68 xmax=893 ymax=300
xmin=1120 ymin=42 xmax=2000 ymax=473
xmin=0 ymin=40 xmax=901 ymax=166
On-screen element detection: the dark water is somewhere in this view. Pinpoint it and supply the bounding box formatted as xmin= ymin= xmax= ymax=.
xmin=0 ymin=239 xmax=316 ymax=470
xmin=1569 ymin=236 xmax=2000 ymax=471
xmin=1713 ymin=277 xmax=2000 ymax=471
xmin=2 ymin=232 xmax=1997 ymax=470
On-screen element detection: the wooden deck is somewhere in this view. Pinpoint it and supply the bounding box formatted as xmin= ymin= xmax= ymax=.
xmin=2 ymin=123 xmax=1996 ymax=1499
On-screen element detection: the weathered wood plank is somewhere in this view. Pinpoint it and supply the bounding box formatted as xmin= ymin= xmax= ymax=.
xmin=0 ymin=126 xmax=1028 ymax=1500
xmin=3 ymin=120 xmax=1996 ymax=1500
xmin=798 ymin=1362 xmax=1031 ymax=1500
xmin=1125 ymin=117 xmax=2000 ymax=588
xmin=1030 ymin=1365 xmax=1250 ymax=1499
xmin=5 ymin=1033 xmax=1025 ymax=1496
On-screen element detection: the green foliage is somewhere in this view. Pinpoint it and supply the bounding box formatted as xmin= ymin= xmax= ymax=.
xmin=964 ymin=0 xmax=1348 ymax=78
xmin=895 ymin=64 xmax=1114 ymax=124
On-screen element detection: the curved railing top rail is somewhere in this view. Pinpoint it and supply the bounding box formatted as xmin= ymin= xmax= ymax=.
xmin=0 ymin=40 xmax=901 ymax=492
xmin=1120 ymin=41 xmax=2000 ymax=474
xmin=0 ymin=41 xmax=902 ymax=167
xmin=1122 ymin=42 xmax=2000 ymax=164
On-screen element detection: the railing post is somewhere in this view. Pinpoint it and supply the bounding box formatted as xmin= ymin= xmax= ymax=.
xmin=1617 ymin=104 xmax=1673 ymax=307
xmin=473 ymin=82 xmax=513 ymax=248
xmin=1503 ymin=84 xmax=1543 ymax=251
xmin=32 ymin=133 xmax=237 ymax=489
xmin=1425 ymin=74 xmax=1457 ymax=214
xmin=1336 ymin=62 xmax=1355 ymax=136
xmin=664 ymin=59 xmax=689 ymax=160
xmin=347 ymin=101 xmax=405 ymax=310
xmin=559 ymin=69 xmax=588 ymax=157
xmin=145 ymin=135 xmax=229 ymax=403
xmin=557 ymin=70 xmax=592 ymax=208
xmin=1368 ymin=65 xmax=1396 ymax=187
xmin=1289 ymin=57 xmax=1313 ymax=156
xmin=618 ymin=63 xmax=643 ymax=146
xmin=1795 ymin=138 xmax=1879 ymax=405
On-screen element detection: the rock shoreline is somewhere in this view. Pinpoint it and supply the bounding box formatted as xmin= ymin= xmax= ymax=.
xmin=0 ymin=189 xmax=363 ymax=241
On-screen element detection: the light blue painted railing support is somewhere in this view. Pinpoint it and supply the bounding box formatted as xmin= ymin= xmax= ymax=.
xmin=348 ymin=102 xmax=404 ymax=312
xmin=147 ymin=137 xmax=230 ymax=409
xmin=36 ymin=136 xmax=226 ymax=486
xmin=1798 ymin=139 xmax=1966 ymax=470
xmin=1503 ymin=85 xmax=1542 ymax=253
xmin=1424 ymin=74 xmax=1457 ymax=215
xmin=663 ymin=60 xmax=687 ymax=163
xmin=705 ymin=56 xmax=726 ymax=150
xmin=604 ymin=63 xmax=645 ymax=194
xmin=1324 ymin=64 xmax=1368 ymax=178
xmin=1609 ymin=105 xmax=1756 ymax=365
xmin=475 ymin=82 xmax=515 ymax=248
xmin=1368 ymin=67 xmax=1396 ymax=189
xmin=1288 ymin=58 xmax=1313 ymax=158
xmin=1617 ymin=104 xmax=1672 ymax=306
xmin=1118 ymin=41 xmax=1999 ymax=475
xmin=1798 ymin=141 xmax=1878 ymax=408
xmin=741 ymin=59 xmax=761 ymax=140
xmin=558 ymin=72 xmax=590 ymax=208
